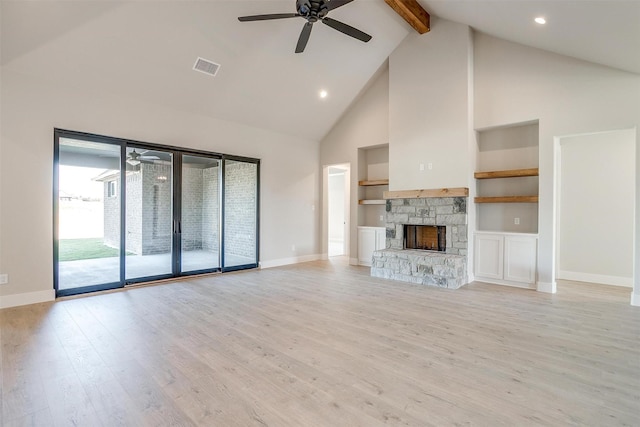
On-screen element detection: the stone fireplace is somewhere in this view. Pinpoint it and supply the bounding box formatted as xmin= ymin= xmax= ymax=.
xmin=371 ymin=189 xmax=469 ymax=289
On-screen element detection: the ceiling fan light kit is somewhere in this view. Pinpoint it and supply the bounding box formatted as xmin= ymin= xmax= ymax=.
xmin=238 ymin=0 xmax=371 ymax=53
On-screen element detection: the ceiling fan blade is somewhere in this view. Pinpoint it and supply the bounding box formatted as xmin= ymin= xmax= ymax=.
xmin=325 ymin=0 xmax=354 ymax=11
xmin=322 ymin=17 xmax=371 ymax=43
xmin=295 ymin=22 xmax=313 ymax=53
xmin=238 ymin=13 xmax=299 ymax=22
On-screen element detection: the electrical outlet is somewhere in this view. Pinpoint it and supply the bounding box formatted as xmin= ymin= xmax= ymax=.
xmin=419 ymin=163 xmax=424 ymax=171
xmin=428 ymin=163 xmax=433 ymax=170
xmin=514 ymin=218 xmax=520 ymax=225
xmin=291 ymin=244 xmax=296 ymax=252
xmin=379 ymin=215 xmax=384 ymax=221
xmin=0 ymin=274 xmax=8 ymax=285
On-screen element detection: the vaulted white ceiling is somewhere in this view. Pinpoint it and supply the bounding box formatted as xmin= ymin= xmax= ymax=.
xmin=2 ymin=1 xmax=638 ymax=142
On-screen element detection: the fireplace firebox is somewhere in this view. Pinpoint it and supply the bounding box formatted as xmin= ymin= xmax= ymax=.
xmin=404 ymin=225 xmax=446 ymax=252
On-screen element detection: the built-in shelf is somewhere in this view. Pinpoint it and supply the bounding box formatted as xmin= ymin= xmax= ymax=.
xmin=358 ymin=199 xmax=386 ymax=205
xmin=475 ymin=196 xmax=539 ymax=204
xmin=358 ymin=179 xmax=389 ymax=186
xmin=474 ymin=168 xmax=539 ymax=179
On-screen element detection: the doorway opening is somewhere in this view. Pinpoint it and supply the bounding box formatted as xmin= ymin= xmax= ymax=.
xmin=327 ymin=164 xmax=350 ymax=257
xmin=555 ymin=128 xmax=635 ymax=289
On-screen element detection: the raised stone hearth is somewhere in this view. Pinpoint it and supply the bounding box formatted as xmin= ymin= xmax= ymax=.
xmin=371 ymin=191 xmax=469 ymax=289
xmin=371 ymin=249 xmax=467 ymax=289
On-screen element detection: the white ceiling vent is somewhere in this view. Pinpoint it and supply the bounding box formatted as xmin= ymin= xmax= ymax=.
xmin=193 ymin=57 xmax=220 ymax=77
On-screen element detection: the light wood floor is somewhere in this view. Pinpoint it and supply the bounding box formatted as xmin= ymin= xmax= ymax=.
xmin=1 ymin=259 xmax=639 ymax=426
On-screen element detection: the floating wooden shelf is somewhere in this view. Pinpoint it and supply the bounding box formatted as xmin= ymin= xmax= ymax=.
xmin=475 ymin=196 xmax=539 ymax=204
xmin=474 ymin=168 xmax=539 ymax=179
xmin=358 ymin=179 xmax=389 ymax=186
xmin=384 ymin=187 xmax=469 ymax=199
xmin=359 ymin=199 xmax=386 ymax=205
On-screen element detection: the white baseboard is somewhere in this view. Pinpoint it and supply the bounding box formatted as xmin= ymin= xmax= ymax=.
xmin=321 ymin=253 xmax=329 ymax=260
xmin=260 ymin=254 xmax=322 ymax=269
xmin=349 ymin=257 xmax=359 ymax=266
xmin=558 ymin=270 xmax=632 ymax=288
xmin=0 ymin=289 xmax=55 ymax=309
xmin=537 ymin=281 xmax=557 ymax=293
xmin=474 ymin=277 xmax=536 ymax=290
xmin=631 ymin=292 xmax=640 ymax=307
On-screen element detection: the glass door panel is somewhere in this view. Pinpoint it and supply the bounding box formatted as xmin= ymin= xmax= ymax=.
xmin=57 ymin=138 xmax=121 ymax=292
xmin=181 ymin=155 xmax=221 ymax=273
xmin=223 ymin=159 xmax=258 ymax=269
xmin=125 ymin=147 xmax=174 ymax=280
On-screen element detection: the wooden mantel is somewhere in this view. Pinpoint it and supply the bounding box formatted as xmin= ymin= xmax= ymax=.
xmin=384 ymin=188 xmax=469 ymax=199
xmin=384 ymin=0 xmax=431 ymax=34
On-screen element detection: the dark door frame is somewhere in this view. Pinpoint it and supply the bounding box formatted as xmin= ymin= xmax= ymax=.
xmin=53 ymin=128 xmax=260 ymax=297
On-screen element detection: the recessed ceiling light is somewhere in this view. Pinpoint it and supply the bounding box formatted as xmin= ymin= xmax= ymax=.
xmin=319 ymin=90 xmax=328 ymax=99
xmin=534 ymin=17 xmax=546 ymax=25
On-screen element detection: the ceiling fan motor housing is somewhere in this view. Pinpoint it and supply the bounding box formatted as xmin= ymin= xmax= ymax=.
xmin=296 ymin=0 xmax=328 ymax=21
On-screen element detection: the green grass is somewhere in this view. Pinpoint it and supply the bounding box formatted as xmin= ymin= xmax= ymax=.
xmin=59 ymin=238 xmax=124 ymax=262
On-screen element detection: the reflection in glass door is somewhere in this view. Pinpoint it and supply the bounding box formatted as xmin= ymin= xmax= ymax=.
xmin=125 ymin=147 xmax=174 ymax=281
xmin=181 ymin=155 xmax=221 ymax=273
xmin=56 ymin=138 xmax=121 ymax=294
xmin=223 ymin=159 xmax=258 ymax=270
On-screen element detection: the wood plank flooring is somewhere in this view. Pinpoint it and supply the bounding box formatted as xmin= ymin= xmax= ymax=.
xmin=1 ymin=259 xmax=639 ymax=426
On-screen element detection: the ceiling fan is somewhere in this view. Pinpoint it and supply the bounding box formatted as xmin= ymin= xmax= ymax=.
xmin=238 ymin=0 xmax=372 ymax=53
xmin=127 ymin=149 xmax=159 ymax=166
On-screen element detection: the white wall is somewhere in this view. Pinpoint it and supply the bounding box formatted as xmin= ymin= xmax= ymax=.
xmin=558 ymin=129 xmax=635 ymax=286
xmin=388 ymin=18 xmax=473 ymax=191
xmin=474 ymin=32 xmax=640 ymax=293
xmin=320 ymin=66 xmax=390 ymax=262
xmin=0 ymin=70 xmax=320 ymax=305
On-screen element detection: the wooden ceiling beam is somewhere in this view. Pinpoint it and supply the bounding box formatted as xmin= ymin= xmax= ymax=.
xmin=384 ymin=0 xmax=430 ymax=34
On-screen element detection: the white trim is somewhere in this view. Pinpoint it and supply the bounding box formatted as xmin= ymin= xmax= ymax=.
xmin=474 ymin=277 xmax=536 ymax=290
xmin=349 ymin=257 xmax=359 ymax=266
xmin=631 ymin=292 xmax=640 ymax=307
xmin=260 ymin=254 xmax=322 ymax=269
xmin=537 ymin=280 xmax=557 ymax=293
xmin=558 ymin=270 xmax=632 ymax=288
xmin=321 ymin=253 xmax=329 ymax=260
xmin=0 ymin=289 xmax=55 ymax=309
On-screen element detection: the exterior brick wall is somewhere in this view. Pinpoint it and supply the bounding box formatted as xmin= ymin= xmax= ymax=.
xmin=125 ymin=171 xmax=143 ymax=254
xmin=182 ymin=165 xmax=219 ymax=251
xmin=182 ymin=167 xmax=204 ymax=250
xmin=202 ymin=166 xmax=219 ymax=251
xmin=224 ymin=161 xmax=257 ymax=260
xmin=102 ymin=160 xmax=255 ymax=259
xmin=141 ymin=163 xmax=172 ymax=255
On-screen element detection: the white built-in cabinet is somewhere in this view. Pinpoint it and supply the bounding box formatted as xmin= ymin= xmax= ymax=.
xmin=473 ymin=121 xmax=539 ymax=289
xmin=474 ymin=232 xmax=537 ymax=288
xmin=357 ymin=226 xmax=385 ymax=267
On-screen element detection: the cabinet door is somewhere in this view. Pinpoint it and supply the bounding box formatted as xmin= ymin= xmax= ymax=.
xmin=357 ymin=228 xmax=376 ymax=267
xmin=504 ymin=236 xmax=537 ymax=284
xmin=375 ymin=228 xmax=386 ymax=251
xmin=474 ymin=234 xmax=504 ymax=280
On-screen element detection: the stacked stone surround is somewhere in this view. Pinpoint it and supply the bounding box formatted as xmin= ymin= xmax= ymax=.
xmin=371 ymin=196 xmax=469 ymax=289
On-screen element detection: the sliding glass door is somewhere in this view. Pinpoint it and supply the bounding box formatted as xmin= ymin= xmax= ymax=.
xmin=56 ymin=137 xmax=122 ymax=294
xmin=125 ymin=146 xmax=175 ymax=281
xmin=223 ymin=159 xmax=259 ymax=270
xmin=54 ymin=130 xmax=259 ymax=296
xmin=181 ymin=155 xmax=221 ymax=273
